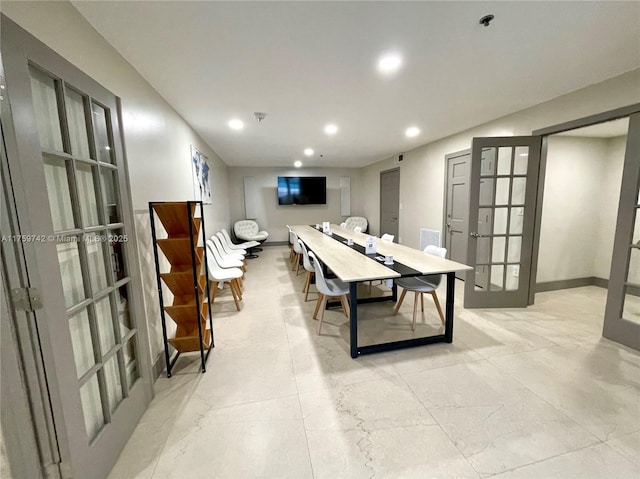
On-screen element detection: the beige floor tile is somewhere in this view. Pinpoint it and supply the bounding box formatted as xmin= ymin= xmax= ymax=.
xmin=107 ymin=246 xmax=640 ymax=479
xmin=492 ymin=442 xmax=639 ymax=479
xmin=404 ymin=360 xmax=599 ymax=476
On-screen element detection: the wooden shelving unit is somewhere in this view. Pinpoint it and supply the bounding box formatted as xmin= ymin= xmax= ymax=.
xmin=149 ymin=201 xmax=214 ymax=376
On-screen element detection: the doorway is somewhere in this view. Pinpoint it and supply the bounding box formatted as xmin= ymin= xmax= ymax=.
xmin=444 ymin=150 xmax=470 ymax=279
xmin=1 ymin=16 xmax=153 ymax=478
xmin=379 ymin=168 xmax=400 ymax=239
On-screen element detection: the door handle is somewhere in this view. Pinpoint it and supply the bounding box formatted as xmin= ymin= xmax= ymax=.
xmin=470 ymin=232 xmax=483 ymax=238
xmin=391 ymin=217 xmax=398 ymax=221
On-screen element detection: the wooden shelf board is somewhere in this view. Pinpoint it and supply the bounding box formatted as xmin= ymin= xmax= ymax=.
xmin=157 ymin=238 xmax=200 ymax=266
xmin=164 ymin=302 xmax=209 ymax=325
xmin=152 ymin=202 xmax=196 ymax=237
xmin=161 ymin=272 xmax=206 ymax=297
xmin=168 ymin=329 xmax=211 ymax=353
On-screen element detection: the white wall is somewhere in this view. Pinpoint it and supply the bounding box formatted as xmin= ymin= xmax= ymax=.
xmin=3 ymin=1 xmax=231 ymax=364
xmin=537 ymin=137 xmax=608 ymax=282
xmin=361 ymin=69 xmax=639 ymax=254
xmin=228 ymin=167 xmax=363 ymax=242
xmin=594 ymin=136 xmax=627 ymax=279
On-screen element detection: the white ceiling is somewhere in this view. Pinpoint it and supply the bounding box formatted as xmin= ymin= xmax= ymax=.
xmin=556 ymin=117 xmax=629 ymax=138
xmin=72 ymin=1 xmax=640 ymax=168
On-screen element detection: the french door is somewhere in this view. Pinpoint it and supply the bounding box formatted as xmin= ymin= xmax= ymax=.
xmin=464 ymin=136 xmax=542 ymax=308
xmin=1 ymin=17 xmax=152 ymax=479
xmin=603 ymin=112 xmax=640 ymax=350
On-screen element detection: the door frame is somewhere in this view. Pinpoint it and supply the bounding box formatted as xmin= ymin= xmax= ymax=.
xmin=443 ymin=149 xmax=470 ymax=280
xmin=530 ymin=103 xmax=640 ymax=306
xmin=379 ymin=167 xmax=400 ymax=239
xmin=1 ymin=15 xmax=154 ymax=477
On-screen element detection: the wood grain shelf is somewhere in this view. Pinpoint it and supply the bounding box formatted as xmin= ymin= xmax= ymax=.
xmin=150 ymin=201 xmax=214 ymax=377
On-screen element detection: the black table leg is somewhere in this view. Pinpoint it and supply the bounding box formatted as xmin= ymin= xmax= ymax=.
xmin=445 ymin=272 xmax=455 ymax=343
xmin=350 ymin=282 xmax=358 ymax=358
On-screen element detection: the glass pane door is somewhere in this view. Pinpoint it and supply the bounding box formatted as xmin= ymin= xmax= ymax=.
xmin=2 ymin=17 xmax=152 ymax=479
xmin=604 ymin=112 xmax=640 ymax=350
xmin=465 ymin=136 xmax=542 ymax=308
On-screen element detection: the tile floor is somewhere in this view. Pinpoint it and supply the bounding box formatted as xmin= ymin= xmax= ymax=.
xmin=109 ymin=246 xmax=640 ymax=479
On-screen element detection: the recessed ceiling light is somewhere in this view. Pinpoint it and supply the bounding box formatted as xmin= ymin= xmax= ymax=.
xmin=304 ymin=148 xmax=314 ymax=156
xmin=324 ymin=124 xmax=338 ymax=135
xmin=228 ymin=119 xmax=244 ymax=130
xmin=294 ymin=160 xmax=302 ymax=168
xmin=377 ymin=53 xmax=402 ymax=74
xmin=405 ymin=126 xmax=420 ymax=138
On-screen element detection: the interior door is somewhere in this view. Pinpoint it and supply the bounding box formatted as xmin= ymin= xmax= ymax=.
xmin=464 ymin=136 xmax=542 ymax=308
xmin=603 ymin=112 xmax=640 ymax=350
xmin=380 ymin=168 xmax=400 ymax=239
xmin=445 ymin=151 xmax=470 ymax=280
xmin=1 ymin=17 xmax=152 ymax=479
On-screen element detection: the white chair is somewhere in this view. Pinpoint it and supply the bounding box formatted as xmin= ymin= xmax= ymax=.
xmin=344 ymin=216 xmax=368 ymax=232
xmin=381 ymin=233 xmax=394 ymax=242
xmin=205 ymin=246 xmax=244 ymax=311
xmin=340 ymin=222 xmax=347 ymax=228
xmin=308 ymin=251 xmax=350 ymax=335
xmin=290 ymin=231 xmax=303 ymax=274
xmin=207 ymin=239 xmax=245 ymax=280
xmin=354 ymin=226 xmax=362 ymax=233
xmin=234 ymin=220 xmax=269 ymax=258
xmin=211 ymin=235 xmax=245 ymax=262
xmin=298 ymin=239 xmax=315 ymax=301
xmin=286 ymin=225 xmax=295 ymax=263
xmin=393 ymin=245 xmax=447 ymax=330
xmin=220 ymin=229 xmax=257 ymax=251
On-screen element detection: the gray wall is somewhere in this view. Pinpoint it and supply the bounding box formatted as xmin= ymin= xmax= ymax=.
xmin=228 ymin=167 xmax=364 ymax=242
xmin=3 ymin=1 xmax=231 ymax=364
xmin=538 ymin=136 xmax=625 ymax=283
xmin=361 ymin=70 xmax=640 ymax=252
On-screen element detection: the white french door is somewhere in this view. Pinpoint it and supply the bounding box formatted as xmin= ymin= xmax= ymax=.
xmin=1 ymin=16 xmax=152 ymax=479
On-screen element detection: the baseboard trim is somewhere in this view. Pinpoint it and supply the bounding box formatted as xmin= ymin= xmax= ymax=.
xmin=264 ymin=241 xmax=288 ymax=247
xmin=536 ymin=276 xmax=604 ymax=293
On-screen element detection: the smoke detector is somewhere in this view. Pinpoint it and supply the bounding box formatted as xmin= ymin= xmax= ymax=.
xmin=253 ymin=112 xmax=266 ymax=122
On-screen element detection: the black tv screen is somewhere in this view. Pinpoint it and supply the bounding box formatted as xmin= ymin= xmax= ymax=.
xmin=277 ymin=176 xmax=326 ymax=205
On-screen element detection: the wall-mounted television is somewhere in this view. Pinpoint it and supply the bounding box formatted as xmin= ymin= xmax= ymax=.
xmin=277 ymin=176 xmax=327 ymax=205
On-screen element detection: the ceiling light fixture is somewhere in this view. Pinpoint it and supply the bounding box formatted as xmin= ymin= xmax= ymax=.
xmin=324 ymin=124 xmax=338 ymax=135
xmin=228 ymin=119 xmax=244 ymax=130
xmin=253 ymin=112 xmax=266 ymax=122
xmin=304 ymin=148 xmax=314 ymax=156
xmin=294 ymin=160 xmax=302 ymax=168
xmin=405 ymin=126 xmax=420 ymax=138
xmin=377 ymin=53 xmax=402 ymax=74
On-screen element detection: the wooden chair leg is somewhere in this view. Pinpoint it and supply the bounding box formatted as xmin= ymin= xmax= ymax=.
xmin=431 ymin=291 xmax=445 ymax=325
xmin=302 ymin=271 xmax=310 ymax=293
xmin=209 ymin=281 xmax=219 ymax=305
xmin=233 ymin=278 xmax=243 ymax=299
xmin=393 ymin=288 xmax=408 ymax=315
xmin=421 ymin=292 xmax=424 ymax=312
xmin=339 ymin=295 xmax=350 ymax=319
xmin=412 ymin=292 xmax=419 ymax=331
xmin=318 ymin=295 xmax=328 ymax=334
xmin=313 ymin=293 xmax=324 ymax=320
xmin=292 ymin=253 xmax=300 ymax=271
xmin=230 ymin=280 xmax=241 ymax=311
xmin=304 ymin=272 xmax=314 ymax=301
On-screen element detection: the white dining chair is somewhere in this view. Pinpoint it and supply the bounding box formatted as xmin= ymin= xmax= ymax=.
xmin=207 ymin=240 xmax=245 ymax=282
xmin=308 ymin=251 xmax=350 ymax=334
xmin=393 ymin=245 xmax=447 ymax=330
xmin=205 ymin=246 xmax=244 ymax=311
xmin=220 ymin=229 xmax=255 ymax=252
xmin=286 ymin=225 xmax=295 ymax=263
xmin=211 ymin=235 xmax=245 ymax=263
xmin=354 ymin=226 xmax=362 ymax=233
xmin=297 ymin=239 xmax=315 ymax=301
xmin=291 ymin=231 xmax=304 ymax=274
xmin=381 ymin=233 xmax=394 ymax=242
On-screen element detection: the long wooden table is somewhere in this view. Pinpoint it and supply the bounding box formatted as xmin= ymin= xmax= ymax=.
xmin=291 ymin=224 xmax=472 ymax=358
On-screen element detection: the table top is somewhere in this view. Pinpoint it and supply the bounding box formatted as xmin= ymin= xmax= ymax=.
xmin=290 ymin=224 xmax=472 ymax=283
